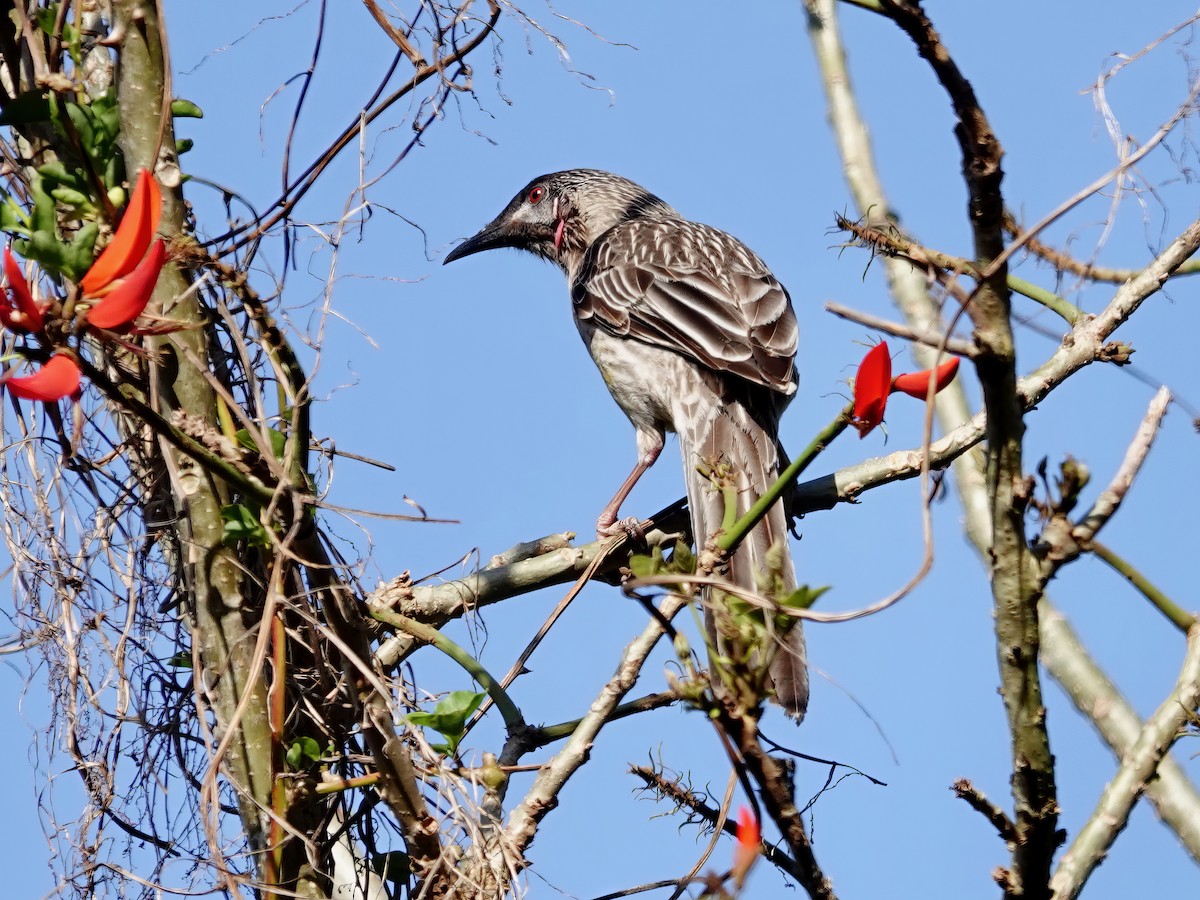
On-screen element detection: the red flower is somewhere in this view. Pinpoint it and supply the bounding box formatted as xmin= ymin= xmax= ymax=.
xmin=891 ymin=356 xmax=961 ymax=399
xmin=1 ymin=248 xmax=46 ymax=334
xmin=79 ymin=168 xmax=162 ymax=297
xmin=732 ymin=806 xmax=760 ymax=889
xmin=852 ymin=340 xmax=892 ymax=437
xmin=3 ymin=353 xmax=81 ymax=402
xmin=84 ymin=239 xmax=166 ymax=332
xmin=851 ymin=342 xmax=962 ymax=438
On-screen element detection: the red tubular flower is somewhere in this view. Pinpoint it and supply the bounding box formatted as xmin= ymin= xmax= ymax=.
xmin=84 ymin=239 xmax=166 ymax=332
xmin=732 ymin=806 xmax=761 ymax=889
xmin=851 ymin=340 xmax=892 ymax=438
xmin=1 ymin=248 xmax=46 ymax=334
xmin=891 ymin=356 xmax=960 ymax=399
xmin=79 ymin=168 xmax=162 ymax=297
xmin=3 ymin=353 xmax=81 ymax=402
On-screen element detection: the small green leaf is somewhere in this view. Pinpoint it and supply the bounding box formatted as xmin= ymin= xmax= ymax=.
xmin=167 ymin=652 xmax=193 ymax=668
xmin=0 ymin=194 xmax=30 ymax=234
xmin=50 ymin=186 xmax=93 ymax=209
xmin=64 ymin=101 xmax=95 ymax=150
xmin=666 ymin=539 xmax=696 ymax=574
xmin=34 ymin=6 xmax=82 ymax=62
xmin=406 ymin=690 xmax=485 ymax=756
xmin=103 ymin=156 xmax=121 ymax=192
xmin=628 ymin=544 xmax=668 ymax=579
xmin=175 ymin=138 xmax=194 ymax=154
xmin=0 ymin=90 xmax=52 ymax=126
xmin=90 ymin=94 xmax=119 ymax=144
xmin=284 ymin=736 xmax=322 ymax=769
xmin=170 ymin=98 xmax=204 ymax=119
xmin=36 ymin=160 xmax=85 ymax=189
xmin=220 ymin=503 xmax=271 ymax=549
xmin=236 ymin=427 xmax=287 ymax=459
xmin=288 ymin=735 xmax=321 ymax=765
xmin=780 ymin=584 xmax=831 ymax=611
xmin=24 ymin=172 xmax=72 ymax=277
xmin=33 ymin=6 xmax=57 ymax=36
xmin=59 ymin=222 xmax=98 ymax=281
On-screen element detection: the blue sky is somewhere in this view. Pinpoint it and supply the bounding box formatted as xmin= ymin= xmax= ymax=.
xmin=4 ymin=1 xmax=1200 ymax=896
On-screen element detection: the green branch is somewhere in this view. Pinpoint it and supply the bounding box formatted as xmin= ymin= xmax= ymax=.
xmin=369 ymin=606 xmax=526 ymax=734
xmin=718 ymin=401 xmax=852 ymax=553
xmin=1092 ymin=541 xmax=1197 ymax=633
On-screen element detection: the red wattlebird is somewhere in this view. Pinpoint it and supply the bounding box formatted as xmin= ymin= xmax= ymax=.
xmin=444 ymin=169 xmax=807 ymax=719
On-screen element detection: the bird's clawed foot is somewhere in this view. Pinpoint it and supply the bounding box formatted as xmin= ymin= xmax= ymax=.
xmin=596 ymin=515 xmax=646 ymax=544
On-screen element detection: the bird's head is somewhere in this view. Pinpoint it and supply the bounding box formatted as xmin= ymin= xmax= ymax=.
xmin=443 ymin=169 xmax=674 ymax=273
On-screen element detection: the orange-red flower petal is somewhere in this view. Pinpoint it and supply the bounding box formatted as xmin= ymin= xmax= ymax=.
xmin=2 ymin=248 xmax=45 ymax=333
xmin=79 ymin=168 xmax=162 ymax=297
xmin=84 ymin=238 xmax=166 ymax=332
xmin=732 ymin=806 xmax=761 ymax=889
xmin=891 ymin=356 xmax=961 ymax=399
xmin=852 ymin=340 xmax=892 ymax=438
xmin=3 ymin=353 xmax=81 ymax=402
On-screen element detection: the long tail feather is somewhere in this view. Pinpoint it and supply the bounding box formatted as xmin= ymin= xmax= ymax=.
xmin=677 ymin=385 xmax=809 ymax=720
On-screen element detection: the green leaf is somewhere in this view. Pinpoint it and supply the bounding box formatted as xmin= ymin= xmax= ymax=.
xmin=170 ymin=98 xmax=204 ymax=119
xmin=34 ymin=5 xmax=81 ymax=62
xmin=64 ymin=101 xmax=95 ymax=151
xmin=371 ymin=851 xmax=411 ymax=884
xmin=33 ymin=6 xmax=57 ymax=36
xmin=284 ymin=736 xmax=321 ymax=769
xmin=103 ymin=156 xmax=121 ymax=193
xmin=175 ymin=138 xmax=194 ymax=155
xmin=220 ymin=503 xmax=271 ymax=548
xmin=50 ymin=186 xmax=94 ymax=210
xmin=291 ymin=736 xmax=321 ymax=765
xmin=628 ymin=545 xmax=667 ymax=579
xmin=406 ymin=690 xmax=485 ymax=756
xmin=36 ymin=160 xmax=86 ymax=189
xmin=666 ymin=539 xmax=696 ymax=574
xmin=780 ymin=584 xmax=831 ymax=611
xmin=167 ymin=652 xmax=193 ymax=668
xmin=236 ymin=427 xmax=287 ymax=459
xmin=59 ymin=222 xmax=98 ymax=281
xmin=90 ymin=92 xmax=119 ymax=145
xmin=0 ymin=90 xmax=52 ymax=126
xmin=26 ymin=178 xmax=66 ymax=274
xmin=0 ymin=194 xmax=30 ymax=234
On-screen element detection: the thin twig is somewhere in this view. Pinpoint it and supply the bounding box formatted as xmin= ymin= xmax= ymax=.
xmin=1091 ymin=541 xmax=1198 ymax=633
xmin=952 ymin=778 xmax=1018 ymax=844
xmin=824 ymin=300 xmax=977 ymax=358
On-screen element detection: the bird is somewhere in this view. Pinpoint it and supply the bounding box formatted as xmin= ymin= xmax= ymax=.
xmin=443 ymin=169 xmax=807 ymax=719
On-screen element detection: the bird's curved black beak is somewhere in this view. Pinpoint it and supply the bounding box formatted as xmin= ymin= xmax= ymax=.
xmin=443 ymin=218 xmax=514 ymax=265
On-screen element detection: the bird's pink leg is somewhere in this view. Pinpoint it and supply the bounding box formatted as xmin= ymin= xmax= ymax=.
xmin=596 ymin=431 xmax=663 ymax=538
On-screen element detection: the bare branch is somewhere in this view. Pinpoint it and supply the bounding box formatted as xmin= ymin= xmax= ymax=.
xmin=952 ymin=778 xmax=1018 ymax=844
xmin=1049 ymin=624 xmax=1200 ymax=900
xmin=824 ymin=300 xmax=977 ymax=357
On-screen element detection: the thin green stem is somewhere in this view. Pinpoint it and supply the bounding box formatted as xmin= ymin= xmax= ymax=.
xmin=1092 ymin=541 xmax=1197 ymax=633
xmin=369 ymin=607 xmax=526 ymax=734
xmin=1007 ymin=274 xmax=1086 ymax=326
xmin=526 ymin=691 xmax=678 ymax=747
xmin=719 ymin=401 xmax=853 ymax=553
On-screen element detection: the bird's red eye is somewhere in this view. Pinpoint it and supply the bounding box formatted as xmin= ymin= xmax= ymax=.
xmin=527 ymin=186 xmax=545 ymax=204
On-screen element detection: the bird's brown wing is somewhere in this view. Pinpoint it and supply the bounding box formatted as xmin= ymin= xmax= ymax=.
xmin=571 ymin=217 xmax=798 ymax=394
